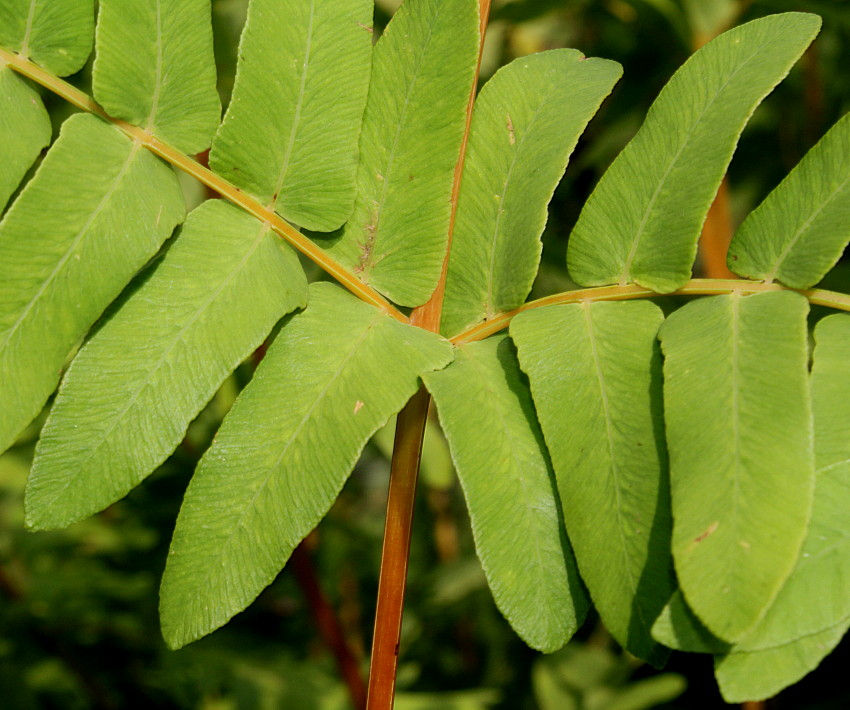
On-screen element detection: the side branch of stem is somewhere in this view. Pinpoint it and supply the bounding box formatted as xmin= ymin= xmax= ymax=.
xmin=451 ymin=279 xmax=850 ymax=344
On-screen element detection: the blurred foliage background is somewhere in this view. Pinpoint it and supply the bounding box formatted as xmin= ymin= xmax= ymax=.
xmin=2 ymin=0 xmax=850 ymax=708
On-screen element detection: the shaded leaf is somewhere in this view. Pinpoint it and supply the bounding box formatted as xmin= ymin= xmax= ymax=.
xmin=658 ymin=291 xmax=814 ymax=641
xmin=424 ymin=334 xmax=587 ymax=652
xmin=567 ymin=13 xmax=820 ymax=292
xmin=210 ymin=0 xmax=372 ymax=231
xmin=714 ymin=620 xmax=849 ymax=703
xmin=0 ymin=0 xmax=94 ymax=75
xmin=0 ymin=113 xmax=184 ymax=455
xmin=651 ymin=590 xmax=730 ymax=654
xmin=0 ymin=65 xmax=51 ymax=211
xmin=728 ymin=113 xmax=850 ymax=288
xmin=511 ymin=300 xmax=673 ymax=664
xmin=26 ymin=200 xmax=307 ymax=530
xmin=93 ymin=0 xmax=220 ymax=154
xmin=441 ymin=49 xmax=621 ymax=337
xmin=160 ymin=283 xmax=453 ymax=648
xmin=323 ymin=0 xmax=479 ymax=306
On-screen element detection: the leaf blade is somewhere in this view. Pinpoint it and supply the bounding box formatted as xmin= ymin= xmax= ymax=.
xmin=714 ymin=620 xmax=849 ymax=703
xmin=424 ymin=335 xmax=588 ymax=652
xmin=25 ymin=200 xmax=307 ymax=530
xmin=159 ymin=283 xmax=453 ymax=648
xmin=511 ymin=300 xmax=673 ymax=664
xmin=0 ymin=0 xmax=94 ymax=75
xmin=0 ymin=65 xmax=51 ymax=211
xmin=728 ymin=113 xmax=850 ymax=288
xmin=93 ymin=0 xmax=220 ymax=153
xmin=322 ymin=0 xmax=480 ymax=307
xmin=658 ymin=291 xmax=814 ymax=641
xmin=441 ymin=49 xmax=621 ymax=337
xmin=209 ymin=0 xmax=373 ymax=231
xmin=567 ymin=13 xmax=821 ymax=292
xmin=0 ymin=113 xmax=184 ymax=455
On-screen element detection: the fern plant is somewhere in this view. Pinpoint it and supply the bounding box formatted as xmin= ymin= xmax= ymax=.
xmin=2 ymin=0 xmax=849 ymax=706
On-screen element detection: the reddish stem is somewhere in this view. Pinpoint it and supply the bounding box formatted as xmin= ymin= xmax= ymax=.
xmin=366 ymin=387 xmax=432 ymax=708
xmin=366 ymin=3 xmax=491 ymax=708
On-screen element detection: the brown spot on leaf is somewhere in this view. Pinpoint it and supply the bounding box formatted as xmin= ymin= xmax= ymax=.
xmin=694 ymin=521 xmax=719 ymax=543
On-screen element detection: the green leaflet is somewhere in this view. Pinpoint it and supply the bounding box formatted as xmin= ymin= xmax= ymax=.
xmin=735 ymin=316 xmax=850 ymax=651
xmin=25 ymin=200 xmax=307 ymax=530
xmin=323 ymin=0 xmax=479 ymax=307
xmin=651 ymin=590 xmax=730 ymax=654
xmin=511 ymin=301 xmax=673 ymax=664
xmin=728 ymin=113 xmax=850 ymax=289
xmin=93 ymin=0 xmax=220 ymax=154
xmin=658 ymin=291 xmax=814 ymax=642
xmin=159 ymin=283 xmax=453 ymax=648
xmin=0 ymin=113 xmax=184 ymax=456
xmin=0 ymin=0 xmax=94 ymax=75
xmin=440 ymin=49 xmax=621 ymax=337
xmin=714 ymin=619 xmax=849 ymax=703
xmin=567 ymin=13 xmax=820 ymax=292
xmin=0 ymin=65 xmax=51 ymax=211
xmin=654 ymin=460 xmax=850 ymax=652
xmin=655 ymin=316 xmax=850 ymax=682
xmin=812 ymin=314 xmax=850 ymax=471
xmin=210 ymin=0 xmax=372 ymax=232
xmin=423 ymin=335 xmax=587 ymax=653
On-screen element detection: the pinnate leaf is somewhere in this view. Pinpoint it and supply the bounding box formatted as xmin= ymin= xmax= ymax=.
xmin=210 ymin=0 xmax=373 ymax=231
xmin=25 ymin=200 xmax=307 ymax=530
xmin=324 ymin=0 xmax=479 ymax=307
xmin=441 ymin=49 xmax=621 ymax=337
xmin=424 ymin=335 xmax=587 ymax=652
xmin=658 ymin=291 xmax=814 ymax=642
xmin=728 ymin=113 xmax=850 ymax=288
xmin=0 ymin=0 xmax=94 ymax=75
xmin=160 ymin=283 xmax=453 ymax=648
xmin=567 ymin=13 xmax=821 ymax=292
xmin=0 ymin=65 xmax=51 ymax=211
xmin=93 ymin=0 xmax=220 ymax=154
xmin=511 ymin=300 xmax=673 ymax=664
xmin=0 ymin=113 xmax=184 ymax=455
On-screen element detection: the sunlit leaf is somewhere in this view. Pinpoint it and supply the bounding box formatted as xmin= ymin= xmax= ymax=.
xmin=0 ymin=0 xmax=94 ymax=75
xmin=714 ymin=620 xmax=849 ymax=703
xmin=728 ymin=113 xmax=850 ymax=288
xmin=26 ymin=200 xmax=307 ymax=530
xmin=93 ymin=0 xmax=220 ymax=153
xmin=567 ymin=13 xmax=820 ymax=292
xmin=441 ymin=49 xmax=621 ymax=337
xmin=160 ymin=283 xmax=453 ymax=648
xmin=0 ymin=113 xmax=184 ymax=455
xmin=323 ymin=0 xmax=479 ymax=306
xmin=0 ymin=65 xmax=51 ymax=211
xmin=210 ymin=0 xmax=372 ymax=231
